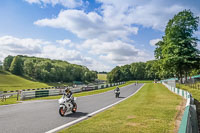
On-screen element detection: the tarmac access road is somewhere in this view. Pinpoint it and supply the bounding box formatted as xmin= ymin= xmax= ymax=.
xmin=0 ymin=83 xmax=143 ymax=133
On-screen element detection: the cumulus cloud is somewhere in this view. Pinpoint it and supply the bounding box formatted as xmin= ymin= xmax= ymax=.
xmin=34 ymin=9 xmax=138 ymax=41
xmin=97 ymin=0 xmax=200 ymax=31
xmin=81 ymin=39 xmax=153 ymax=65
xmin=0 ymin=36 xmax=48 ymax=61
xmin=56 ymin=39 xmax=74 ymax=47
xmin=149 ymin=39 xmax=162 ymax=46
xmin=25 ymin=0 xmax=83 ymax=8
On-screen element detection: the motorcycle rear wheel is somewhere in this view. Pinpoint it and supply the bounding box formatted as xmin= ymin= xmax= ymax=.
xmin=72 ymin=103 xmax=77 ymax=113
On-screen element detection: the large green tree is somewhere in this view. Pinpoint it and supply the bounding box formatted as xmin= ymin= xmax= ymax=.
xmin=3 ymin=55 xmax=14 ymax=71
xmin=155 ymin=10 xmax=200 ymax=83
xmin=9 ymin=56 xmax=23 ymax=75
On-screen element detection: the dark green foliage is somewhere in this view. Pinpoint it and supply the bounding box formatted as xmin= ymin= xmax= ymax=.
xmin=130 ymin=62 xmax=146 ymax=80
xmin=107 ymin=66 xmax=123 ymax=83
xmin=0 ymin=66 xmax=2 ymax=72
xmin=154 ymin=10 xmax=200 ymax=83
xmin=3 ymin=55 xmax=97 ymax=83
xmin=9 ymin=56 xmax=23 ymax=75
xmin=107 ymin=61 xmax=160 ymax=83
xmin=3 ymin=55 xmax=14 ymax=71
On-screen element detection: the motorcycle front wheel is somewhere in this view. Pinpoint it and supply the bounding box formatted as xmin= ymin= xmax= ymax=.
xmin=59 ymin=107 xmax=65 ymax=116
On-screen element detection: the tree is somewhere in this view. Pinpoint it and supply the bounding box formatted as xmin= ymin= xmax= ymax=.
xmin=120 ymin=65 xmax=131 ymax=81
xmin=130 ymin=62 xmax=146 ymax=80
xmin=107 ymin=66 xmax=123 ymax=82
xmin=9 ymin=56 xmax=23 ymax=75
xmin=3 ymin=55 xmax=14 ymax=71
xmin=154 ymin=10 xmax=200 ymax=83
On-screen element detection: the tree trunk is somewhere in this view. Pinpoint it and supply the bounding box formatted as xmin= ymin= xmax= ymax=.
xmin=180 ymin=70 xmax=183 ymax=84
xmin=184 ymin=71 xmax=188 ymax=84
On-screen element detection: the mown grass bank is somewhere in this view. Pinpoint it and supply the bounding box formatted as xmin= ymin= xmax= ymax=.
xmin=0 ymin=71 xmax=72 ymax=91
xmin=59 ymin=83 xmax=183 ymax=133
xmin=97 ymin=74 xmax=107 ymax=81
xmin=176 ymin=84 xmax=200 ymax=101
xmin=0 ymin=71 xmax=50 ymax=91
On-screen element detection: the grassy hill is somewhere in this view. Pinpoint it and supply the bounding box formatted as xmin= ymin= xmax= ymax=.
xmin=97 ymin=74 xmax=107 ymax=81
xmin=0 ymin=71 xmax=50 ymax=91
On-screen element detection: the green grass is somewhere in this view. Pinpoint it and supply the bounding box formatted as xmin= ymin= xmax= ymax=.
xmin=59 ymin=83 xmax=183 ymax=133
xmin=0 ymin=71 xmax=50 ymax=91
xmin=0 ymin=95 xmax=20 ymax=105
xmin=24 ymin=81 xmax=135 ymax=101
xmin=176 ymin=83 xmax=200 ymax=101
xmin=97 ymin=74 xmax=107 ymax=80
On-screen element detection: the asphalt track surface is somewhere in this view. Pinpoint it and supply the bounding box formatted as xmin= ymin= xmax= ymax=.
xmin=0 ymin=83 xmax=143 ymax=133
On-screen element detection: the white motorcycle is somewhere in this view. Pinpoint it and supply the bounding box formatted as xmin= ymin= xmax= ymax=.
xmin=58 ymin=94 xmax=77 ymax=116
xmin=114 ymin=90 xmax=120 ymax=98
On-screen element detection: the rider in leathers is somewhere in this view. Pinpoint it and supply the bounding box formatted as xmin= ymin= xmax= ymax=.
xmin=64 ymin=87 xmax=75 ymax=107
xmin=114 ymin=86 xmax=120 ymax=93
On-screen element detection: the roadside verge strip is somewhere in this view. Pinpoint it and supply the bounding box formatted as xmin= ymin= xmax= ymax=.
xmin=45 ymin=83 xmax=145 ymax=133
xmin=162 ymin=82 xmax=198 ymax=133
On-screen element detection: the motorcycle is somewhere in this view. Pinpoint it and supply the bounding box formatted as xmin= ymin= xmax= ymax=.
xmin=58 ymin=94 xmax=77 ymax=116
xmin=114 ymin=90 xmax=120 ymax=98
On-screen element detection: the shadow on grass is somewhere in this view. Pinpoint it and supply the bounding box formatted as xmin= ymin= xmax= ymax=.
xmin=0 ymin=71 xmax=9 ymax=75
xmin=65 ymin=112 xmax=89 ymax=118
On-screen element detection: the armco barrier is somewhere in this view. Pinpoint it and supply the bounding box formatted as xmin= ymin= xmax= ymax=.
xmin=20 ymin=82 xmax=126 ymax=100
xmin=162 ymin=82 xmax=198 ymax=133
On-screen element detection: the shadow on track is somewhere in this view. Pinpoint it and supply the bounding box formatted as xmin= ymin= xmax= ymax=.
xmin=64 ymin=112 xmax=88 ymax=118
xmin=117 ymin=96 xmax=126 ymax=98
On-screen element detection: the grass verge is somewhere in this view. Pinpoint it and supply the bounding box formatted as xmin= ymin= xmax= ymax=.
xmin=0 ymin=95 xmax=20 ymax=105
xmin=0 ymin=71 xmax=72 ymax=91
xmin=59 ymin=83 xmax=183 ymax=133
xmin=176 ymin=84 xmax=200 ymax=101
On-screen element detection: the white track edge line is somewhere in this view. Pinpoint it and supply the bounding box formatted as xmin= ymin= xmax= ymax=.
xmin=45 ymin=83 xmax=145 ymax=133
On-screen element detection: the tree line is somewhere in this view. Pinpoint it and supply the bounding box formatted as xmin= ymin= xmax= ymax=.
xmin=108 ymin=10 xmax=200 ymax=83
xmin=3 ymin=55 xmax=97 ymax=83
xmin=107 ymin=60 xmax=160 ymax=83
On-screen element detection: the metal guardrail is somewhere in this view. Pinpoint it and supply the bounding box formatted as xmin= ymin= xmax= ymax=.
xmin=162 ymin=82 xmax=198 ymax=133
xmin=20 ymin=82 xmax=125 ymax=100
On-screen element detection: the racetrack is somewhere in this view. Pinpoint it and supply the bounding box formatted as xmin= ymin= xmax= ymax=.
xmin=0 ymin=83 xmax=143 ymax=133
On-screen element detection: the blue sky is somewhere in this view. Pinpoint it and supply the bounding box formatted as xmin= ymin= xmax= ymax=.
xmin=0 ymin=0 xmax=200 ymax=72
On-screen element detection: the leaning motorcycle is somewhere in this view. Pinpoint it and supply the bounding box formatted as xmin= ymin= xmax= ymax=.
xmin=114 ymin=90 xmax=120 ymax=98
xmin=58 ymin=94 xmax=77 ymax=116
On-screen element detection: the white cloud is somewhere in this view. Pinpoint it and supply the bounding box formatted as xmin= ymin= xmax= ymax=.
xmin=56 ymin=39 xmax=74 ymax=47
xmin=0 ymin=36 xmax=48 ymax=60
xmin=97 ymin=0 xmax=188 ymax=31
xmin=149 ymin=39 xmax=162 ymax=46
xmin=81 ymin=39 xmax=153 ymax=65
xmin=34 ymin=9 xmax=138 ymax=41
xmin=25 ymin=0 xmax=83 ymax=8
